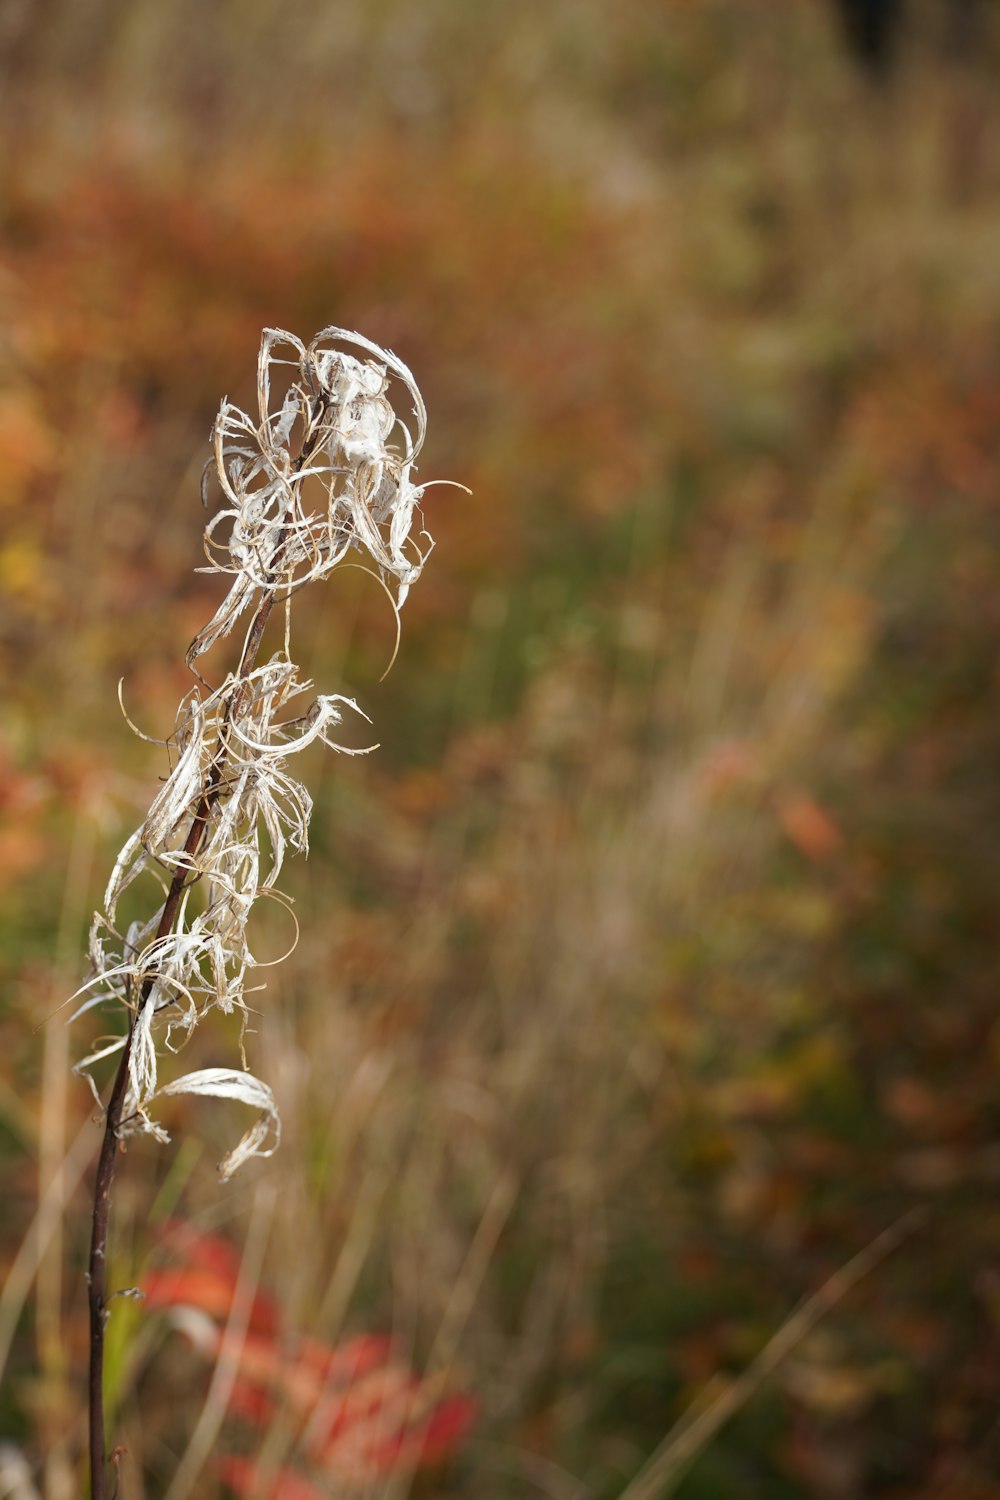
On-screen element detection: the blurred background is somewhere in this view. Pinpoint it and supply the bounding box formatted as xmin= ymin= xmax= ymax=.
xmin=2 ymin=1 xmax=1000 ymax=1497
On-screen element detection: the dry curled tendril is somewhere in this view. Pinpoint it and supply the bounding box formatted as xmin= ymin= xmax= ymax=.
xmin=71 ymin=327 xmax=452 ymax=1178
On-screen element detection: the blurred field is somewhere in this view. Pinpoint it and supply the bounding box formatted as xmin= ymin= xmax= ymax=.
xmin=2 ymin=2 xmax=1000 ymax=1496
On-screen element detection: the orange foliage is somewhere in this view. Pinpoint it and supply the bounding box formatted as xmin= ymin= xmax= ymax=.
xmin=143 ymin=1224 xmax=476 ymax=1490
xmin=776 ymin=790 xmax=844 ymax=863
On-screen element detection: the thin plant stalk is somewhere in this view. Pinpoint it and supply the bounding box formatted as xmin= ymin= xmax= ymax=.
xmin=617 ymin=1210 xmax=926 ymax=1500
xmin=77 ymin=332 xmax=443 ymax=1499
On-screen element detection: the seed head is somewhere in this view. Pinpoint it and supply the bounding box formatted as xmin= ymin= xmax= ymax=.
xmin=73 ymin=329 xmax=442 ymax=1177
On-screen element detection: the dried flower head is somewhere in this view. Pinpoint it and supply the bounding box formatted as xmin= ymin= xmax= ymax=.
xmin=73 ymin=328 xmax=441 ymax=1177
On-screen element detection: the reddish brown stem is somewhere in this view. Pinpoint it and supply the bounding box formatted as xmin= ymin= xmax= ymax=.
xmin=86 ymin=399 xmax=327 ymax=1499
xmin=85 ymin=610 xmax=266 ymax=1500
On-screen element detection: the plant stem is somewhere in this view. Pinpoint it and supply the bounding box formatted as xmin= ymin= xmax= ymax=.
xmin=86 ymin=624 xmax=265 ymax=1500
xmin=86 ymin=398 xmax=328 ymax=1499
xmin=86 ymin=1033 xmax=132 ymax=1500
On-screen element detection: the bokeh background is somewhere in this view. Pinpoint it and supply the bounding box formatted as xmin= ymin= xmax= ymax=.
xmin=2 ymin=2 xmax=1000 ymax=1497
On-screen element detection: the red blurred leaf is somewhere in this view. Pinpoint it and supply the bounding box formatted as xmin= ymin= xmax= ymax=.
xmin=311 ymin=1367 xmax=477 ymax=1479
xmin=777 ymin=791 xmax=843 ymax=862
xmin=214 ymin=1329 xmax=329 ymax=1410
xmin=144 ymin=1267 xmax=241 ymax=1322
xmin=310 ymin=1365 xmax=419 ymax=1453
xmin=158 ymin=1218 xmax=242 ymax=1278
xmin=218 ymin=1457 xmax=326 ymax=1500
xmin=297 ymin=1332 xmax=395 ymax=1388
xmin=369 ymin=1393 xmax=479 ymax=1470
xmin=154 ymin=1224 xmax=476 ymax=1481
xmin=227 ymin=1376 xmax=277 ymax=1426
xmin=157 ymin=1219 xmax=244 ymax=1281
xmin=143 ymin=1221 xmax=277 ymax=1335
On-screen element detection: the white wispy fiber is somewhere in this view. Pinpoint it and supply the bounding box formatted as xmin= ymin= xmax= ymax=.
xmin=73 ymin=328 xmax=441 ymax=1178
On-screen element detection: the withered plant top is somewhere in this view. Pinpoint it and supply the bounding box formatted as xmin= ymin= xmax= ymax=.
xmin=72 ymin=327 xmax=440 ymax=1177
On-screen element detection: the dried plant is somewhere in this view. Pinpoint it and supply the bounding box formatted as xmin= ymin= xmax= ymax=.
xmin=73 ymin=327 xmax=445 ymax=1499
